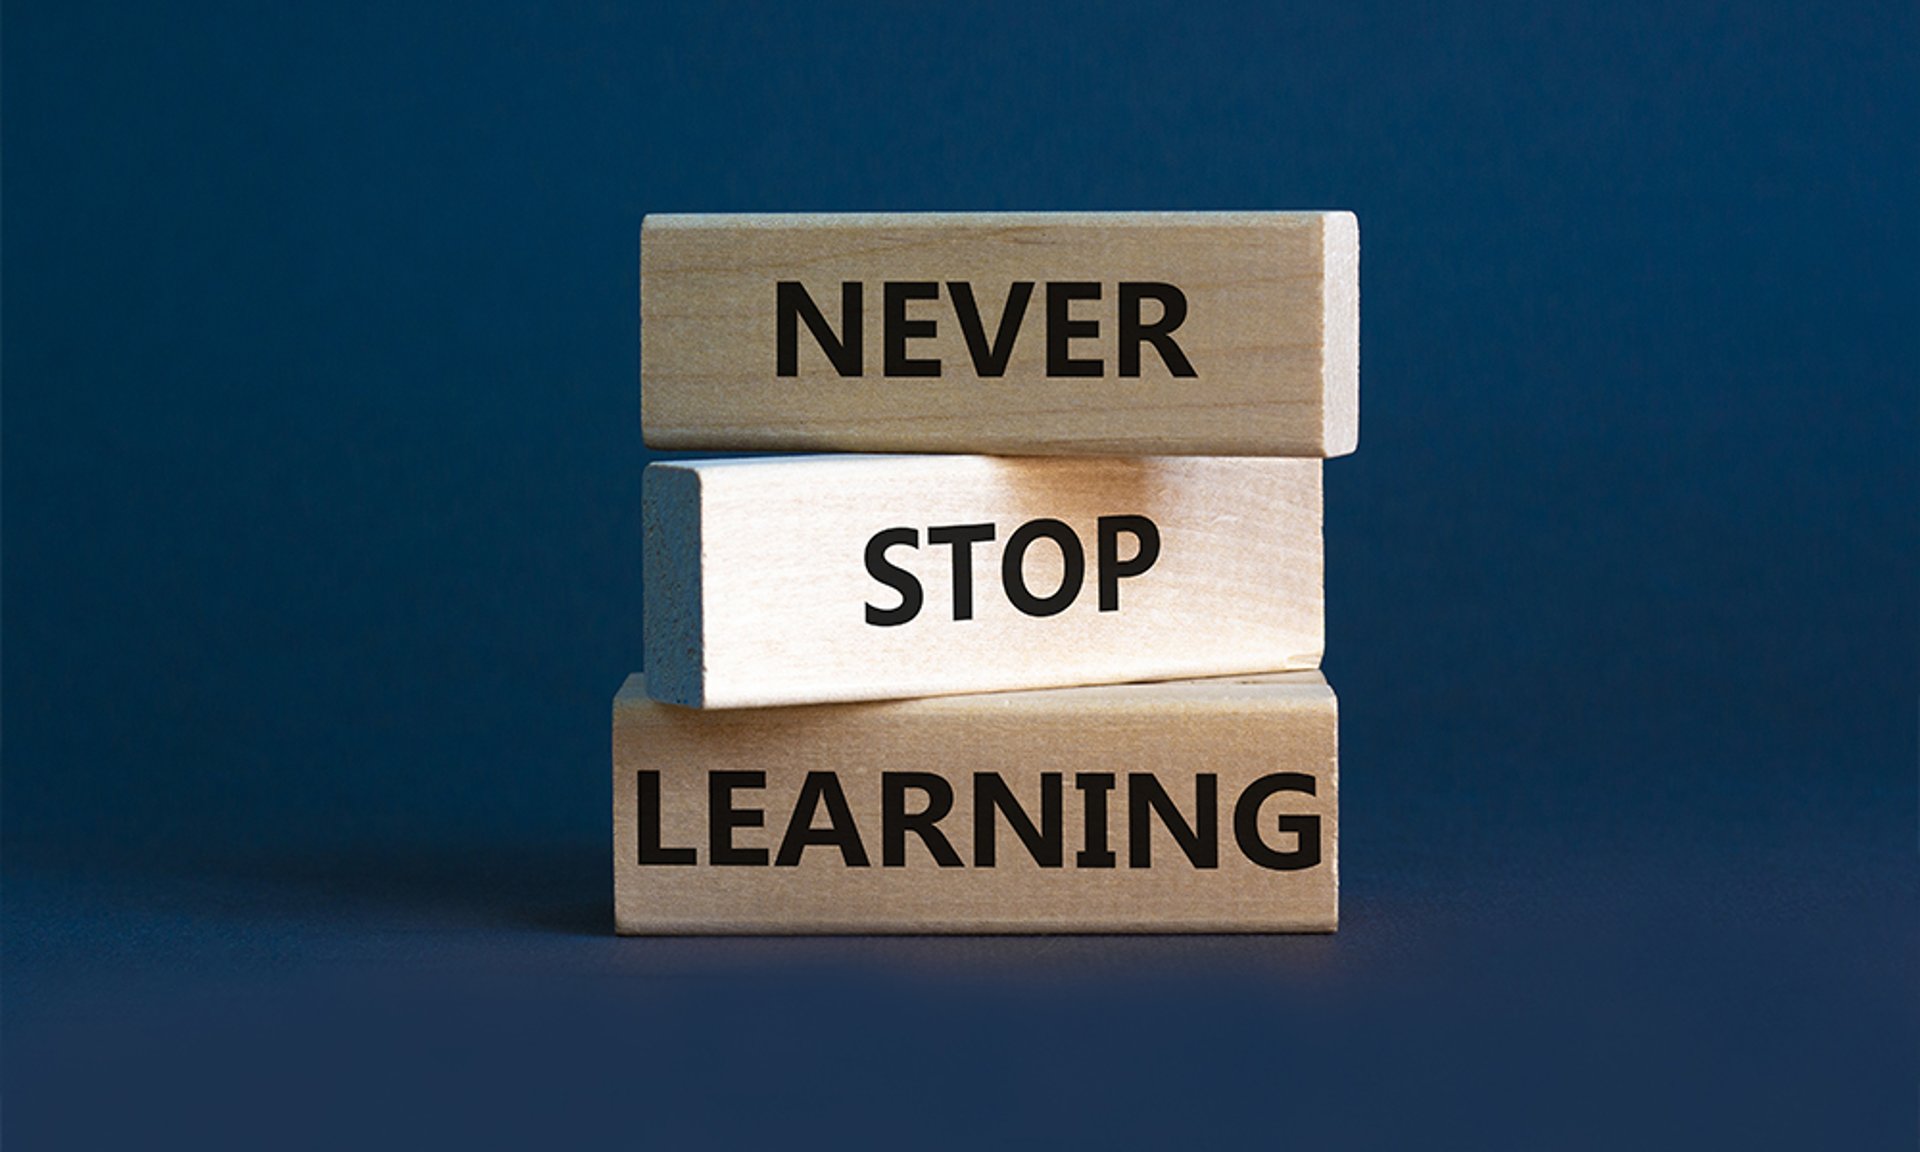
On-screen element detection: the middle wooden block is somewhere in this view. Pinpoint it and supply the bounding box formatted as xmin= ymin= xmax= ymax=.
xmin=643 ymin=455 xmax=1322 ymax=708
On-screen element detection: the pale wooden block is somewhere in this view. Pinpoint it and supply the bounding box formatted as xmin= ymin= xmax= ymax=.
xmin=643 ymin=455 xmax=1322 ymax=709
xmin=640 ymin=211 xmax=1358 ymax=457
xmin=613 ymin=671 xmax=1338 ymax=934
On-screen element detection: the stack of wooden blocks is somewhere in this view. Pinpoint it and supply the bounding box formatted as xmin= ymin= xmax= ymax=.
xmin=616 ymin=212 xmax=1358 ymax=933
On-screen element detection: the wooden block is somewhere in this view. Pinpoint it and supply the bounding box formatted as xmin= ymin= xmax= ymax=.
xmin=640 ymin=212 xmax=1358 ymax=457
xmin=643 ymin=455 xmax=1322 ymax=708
xmin=613 ymin=671 xmax=1338 ymax=934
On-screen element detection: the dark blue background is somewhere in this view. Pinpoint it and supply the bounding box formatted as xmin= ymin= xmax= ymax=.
xmin=6 ymin=2 xmax=1915 ymax=1146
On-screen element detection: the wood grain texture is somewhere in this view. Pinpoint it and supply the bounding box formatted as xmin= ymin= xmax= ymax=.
xmin=613 ymin=671 xmax=1338 ymax=934
xmin=640 ymin=212 xmax=1358 ymax=456
xmin=642 ymin=455 xmax=1322 ymax=709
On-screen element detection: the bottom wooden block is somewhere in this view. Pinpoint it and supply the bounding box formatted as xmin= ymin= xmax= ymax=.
xmin=613 ymin=671 xmax=1338 ymax=934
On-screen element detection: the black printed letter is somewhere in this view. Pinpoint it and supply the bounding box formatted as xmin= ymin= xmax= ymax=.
xmin=709 ymin=771 xmax=768 ymax=866
xmin=1075 ymin=773 xmax=1118 ymax=868
xmin=927 ymin=523 xmax=995 ymax=620
xmin=1002 ymin=518 xmax=1084 ymax=617
xmin=776 ymin=773 xmax=870 ymax=867
xmin=1046 ymin=282 xmax=1102 ymax=377
xmin=884 ymin=281 xmax=940 ymax=377
xmin=882 ymin=772 xmax=963 ymax=867
xmin=973 ymin=773 xmax=1064 ymax=868
xmin=636 ymin=771 xmax=697 ymax=865
xmin=865 ymin=527 xmax=922 ymax=626
xmin=1128 ymin=773 xmax=1219 ymax=869
xmin=1233 ymin=773 xmax=1321 ymax=871
xmin=777 ymin=281 xmax=862 ymax=376
xmin=1097 ymin=515 xmax=1160 ymax=612
xmin=949 ymin=281 xmax=1032 ymax=377
xmin=1118 ymin=282 xmax=1196 ymax=377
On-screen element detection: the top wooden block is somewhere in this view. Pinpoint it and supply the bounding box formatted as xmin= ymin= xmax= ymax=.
xmin=640 ymin=212 xmax=1358 ymax=457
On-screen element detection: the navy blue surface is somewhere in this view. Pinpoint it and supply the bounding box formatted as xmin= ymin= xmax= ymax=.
xmin=5 ymin=2 xmax=1915 ymax=1146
